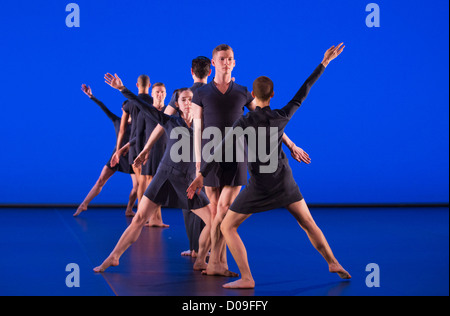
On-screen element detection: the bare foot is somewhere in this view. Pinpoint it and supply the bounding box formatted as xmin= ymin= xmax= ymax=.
xmin=93 ymin=256 xmax=119 ymax=273
xmin=223 ymin=278 xmax=255 ymax=289
xmin=181 ymin=250 xmax=192 ymax=256
xmin=145 ymin=220 xmax=170 ymax=228
xmin=193 ymin=260 xmax=208 ymax=271
xmin=202 ymin=262 xmax=239 ymax=277
xmin=125 ymin=209 xmax=136 ymax=217
xmin=73 ymin=204 xmax=87 ymax=217
xmin=329 ymin=263 xmax=352 ymax=279
xmin=180 ymin=250 xmax=198 ymax=257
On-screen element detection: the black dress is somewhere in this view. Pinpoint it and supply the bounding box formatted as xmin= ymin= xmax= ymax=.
xmin=120 ymin=88 xmax=210 ymax=210
xmin=192 ymin=80 xmax=254 ymax=187
xmin=123 ymin=93 xmax=153 ymax=165
xmin=169 ymin=82 xmax=207 ymax=252
xmin=135 ymin=109 xmax=167 ymax=176
xmin=200 ymin=64 xmax=325 ymax=214
xmin=90 ymin=96 xmax=133 ymax=174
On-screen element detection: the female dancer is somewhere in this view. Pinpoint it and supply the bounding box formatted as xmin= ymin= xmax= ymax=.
xmin=94 ymin=79 xmax=223 ymax=273
xmin=74 ymin=84 xmax=137 ymax=217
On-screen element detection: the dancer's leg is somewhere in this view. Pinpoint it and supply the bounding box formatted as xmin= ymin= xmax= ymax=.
xmin=190 ymin=205 xmax=212 ymax=271
xmin=125 ymin=174 xmax=138 ymax=217
xmin=204 ymin=185 xmax=241 ymax=276
xmin=145 ymin=176 xmax=169 ymax=227
xmin=93 ymin=196 xmax=160 ymax=272
xmin=205 ymin=186 xmax=220 ymax=220
xmin=286 ymin=199 xmax=351 ymax=279
xmin=74 ymin=165 xmax=116 ymax=216
xmin=217 ymin=186 xmax=242 ymax=267
xmin=221 ymin=211 xmax=254 ymax=288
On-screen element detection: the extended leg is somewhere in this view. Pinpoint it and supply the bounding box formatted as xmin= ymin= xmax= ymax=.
xmin=74 ymin=165 xmax=115 ymax=216
xmin=286 ymin=199 xmax=351 ymax=279
xmin=93 ymin=196 xmax=160 ymax=272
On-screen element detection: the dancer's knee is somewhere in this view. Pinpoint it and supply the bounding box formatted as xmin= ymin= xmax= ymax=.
xmin=132 ymin=211 xmax=147 ymax=227
xmin=299 ymin=217 xmax=317 ymax=233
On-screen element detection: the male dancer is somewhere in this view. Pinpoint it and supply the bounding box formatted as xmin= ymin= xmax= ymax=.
xmin=191 ymin=44 xmax=310 ymax=276
xmin=74 ymin=84 xmax=137 ymax=217
xmin=188 ymin=43 xmax=350 ymax=288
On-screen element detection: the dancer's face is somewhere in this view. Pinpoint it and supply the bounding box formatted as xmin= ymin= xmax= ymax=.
xmin=212 ymin=49 xmax=235 ymax=75
xmin=176 ymin=90 xmax=193 ymax=115
xmin=152 ymin=86 xmax=167 ymax=104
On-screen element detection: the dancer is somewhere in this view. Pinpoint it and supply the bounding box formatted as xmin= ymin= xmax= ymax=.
xmin=74 ymin=84 xmax=137 ymax=217
xmin=116 ymin=75 xmax=153 ymax=206
xmin=134 ymin=82 xmax=168 ymax=227
xmin=130 ymin=56 xmax=212 ymax=256
xmin=94 ymin=78 xmax=222 ymax=273
xmin=187 ymin=43 xmax=351 ymax=288
xmin=190 ymin=44 xmax=310 ymax=276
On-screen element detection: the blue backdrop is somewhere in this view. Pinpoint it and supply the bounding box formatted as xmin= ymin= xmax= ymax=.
xmin=0 ymin=0 xmax=448 ymax=205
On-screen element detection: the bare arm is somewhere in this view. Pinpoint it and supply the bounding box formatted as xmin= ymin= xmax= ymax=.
xmin=133 ymin=106 xmax=175 ymax=168
xmin=192 ymin=102 xmax=203 ymax=173
xmin=116 ymin=110 xmax=130 ymax=152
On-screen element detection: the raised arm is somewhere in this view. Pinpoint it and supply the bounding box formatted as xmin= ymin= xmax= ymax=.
xmin=104 ymin=73 xmax=171 ymax=126
xmin=82 ymin=84 xmax=120 ymax=122
xmin=282 ymin=42 xmax=345 ymax=119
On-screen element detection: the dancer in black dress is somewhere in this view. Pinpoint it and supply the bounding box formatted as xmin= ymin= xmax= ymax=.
xmin=116 ymin=75 xmax=153 ymax=207
xmin=191 ymin=44 xmax=311 ymax=276
xmin=188 ymin=43 xmax=351 ymax=288
xmin=134 ymin=82 xmax=168 ymax=227
xmin=94 ymin=76 xmax=223 ymax=273
xmin=74 ymin=84 xmax=137 ymax=217
xmin=130 ymin=57 xmax=212 ymax=255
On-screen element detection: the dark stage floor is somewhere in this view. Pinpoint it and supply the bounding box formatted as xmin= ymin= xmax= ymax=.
xmin=0 ymin=206 xmax=448 ymax=296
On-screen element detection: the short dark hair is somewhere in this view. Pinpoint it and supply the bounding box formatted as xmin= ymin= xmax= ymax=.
xmin=253 ymin=76 xmax=274 ymax=101
xmin=192 ymin=56 xmax=211 ymax=79
xmin=137 ymin=74 xmax=150 ymax=87
xmin=212 ymin=44 xmax=233 ymax=57
xmin=152 ymin=82 xmax=165 ymax=89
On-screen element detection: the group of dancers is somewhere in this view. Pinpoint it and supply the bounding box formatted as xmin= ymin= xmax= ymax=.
xmin=76 ymin=43 xmax=351 ymax=289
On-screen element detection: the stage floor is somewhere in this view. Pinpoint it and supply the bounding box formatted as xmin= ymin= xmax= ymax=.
xmin=0 ymin=206 xmax=448 ymax=296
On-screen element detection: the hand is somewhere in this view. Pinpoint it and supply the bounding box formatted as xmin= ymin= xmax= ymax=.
xmin=133 ymin=150 xmax=149 ymax=169
xmin=81 ymin=84 xmax=93 ymax=97
xmin=322 ymin=43 xmax=345 ymax=66
xmin=290 ymin=146 xmax=311 ymax=164
xmin=110 ymin=152 xmax=120 ymax=167
xmin=186 ymin=174 xmax=204 ymax=200
xmin=104 ymin=73 xmax=124 ymax=90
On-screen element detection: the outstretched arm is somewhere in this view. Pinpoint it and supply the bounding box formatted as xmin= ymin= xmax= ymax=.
xmin=281 ymin=133 xmax=311 ymax=164
xmin=104 ymin=73 xmax=171 ymax=126
xmin=282 ymin=42 xmax=345 ymax=119
xmin=82 ymin=84 xmax=119 ymax=122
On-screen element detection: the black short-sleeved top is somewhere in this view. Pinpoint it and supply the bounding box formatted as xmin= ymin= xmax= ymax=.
xmin=192 ymin=80 xmax=254 ymax=187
